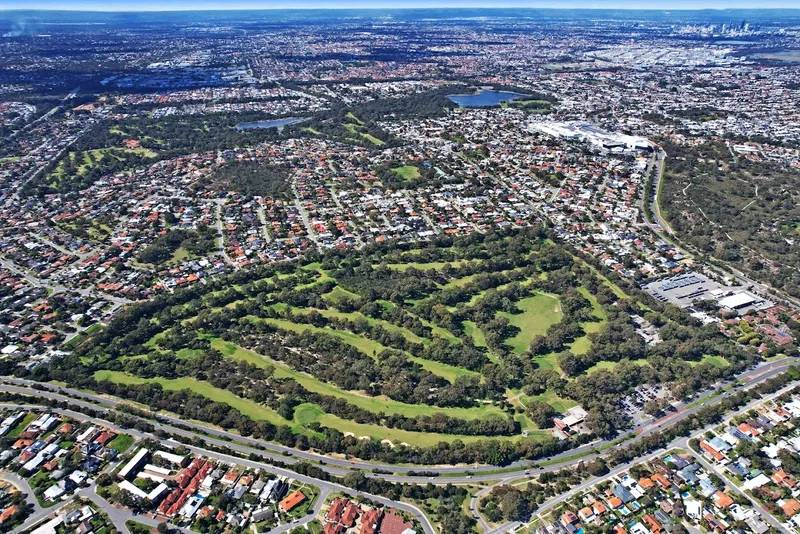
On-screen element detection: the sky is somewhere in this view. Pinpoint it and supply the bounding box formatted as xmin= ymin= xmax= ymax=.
xmin=4 ymin=0 xmax=800 ymax=11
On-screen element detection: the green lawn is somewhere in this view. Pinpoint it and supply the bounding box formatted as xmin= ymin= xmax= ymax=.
xmin=567 ymin=287 xmax=608 ymax=355
xmin=343 ymin=123 xmax=385 ymax=146
xmin=532 ymin=352 xmax=560 ymax=372
xmin=96 ymin=345 xmax=534 ymax=447
xmin=93 ymin=370 xmax=293 ymax=427
xmin=462 ymin=320 xmax=486 ymax=347
xmin=345 ymin=112 xmax=364 ymax=125
xmin=210 ymin=338 xmax=501 ymax=421
xmin=580 ymin=261 xmax=628 ymax=300
xmin=322 ymin=285 xmax=360 ymax=302
xmin=302 ymin=307 xmax=429 ymax=345
xmin=386 ymin=261 xmax=462 ymax=272
xmin=525 ymin=390 xmax=578 ymax=413
xmin=584 ymin=358 xmax=650 ymax=375
xmin=295 ymin=264 xmax=334 ymax=289
xmin=7 ymin=412 xmax=37 ymax=439
xmin=298 ymin=397 xmax=543 ymax=445
xmin=144 ymin=331 xmax=166 ymax=348
xmin=407 ymin=356 xmax=478 ymax=382
xmin=442 ymin=273 xmax=479 ymax=289
xmin=49 ymin=147 xmax=157 ymax=182
xmin=580 ymin=353 xmax=726 ymax=376
xmin=168 ymin=247 xmax=192 ymax=264
xmin=107 ymin=433 xmax=135 ymax=453
xmin=414 ymin=315 xmax=460 ymax=344
xmin=692 ymin=355 xmax=729 ymax=367
xmin=257 ymin=317 xmax=476 ymax=383
xmin=313 ymin=413 xmax=549 ymax=445
xmin=463 ymin=320 xmax=499 ymax=364
xmin=499 ymin=293 xmax=563 ymax=354
xmin=261 ymin=317 xmax=388 ymax=356
xmin=293 ymin=403 xmax=325 ymax=426
xmin=393 ymin=166 xmax=421 ymax=180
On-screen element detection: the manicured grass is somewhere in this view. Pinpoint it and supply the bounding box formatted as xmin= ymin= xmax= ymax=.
xmin=386 ymin=261 xmax=461 ymax=272
xmin=107 ymin=433 xmax=135 ymax=453
xmin=294 ymin=403 xmax=325 ymax=426
xmin=345 ymin=112 xmax=364 ymax=125
xmin=514 ymin=412 xmax=539 ymax=432
xmin=7 ymin=412 xmax=37 ymax=439
xmin=314 ymin=413 xmax=548 ymax=445
xmin=567 ymin=287 xmax=607 ymax=355
xmin=447 ymin=268 xmax=536 ymax=311
xmin=93 ymin=370 xmax=293 ymax=427
xmin=144 ymin=331 xmax=165 ymax=348
xmin=49 ymin=147 xmax=157 ymax=182
xmin=262 ymin=317 xmax=387 ymax=356
xmin=442 ymin=273 xmax=478 ymax=289
xmin=210 ymin=338 xmax=502 ymax=421
xmin=295 ymin=264 xmax=334 ymax=289
xmin=111 ymin=340 xmax=531 ymax=447
xmin=302 ymin=307 xmax=429 ymax=345
xmin=463 ymin=320 xmax=499 ymax=364
xmin=176 ymin=347 xmax=202 ymax=359
xmin=579 ymin=260 xmax=628 ymax=300
xmin=523 ymin=390 xmax=577 ymax=413
xmin=567 ymin=336 xmax=592 ymax=356
xmin=99 ymin=347 xmax=535 ymax=447
xmin=462 ymin=320 xmax=486 ymax=347
xmin=83 ymin=323 xmax=103 ymax=336
xmin=168 ymin=247 xmax=192 ymax=264
xmin=533 ymin=352 xmax=560 ymax=372
xmin=408 ymin=356 xmax=479 ymax=382
xmin=499 ymin=293 xmax=562 ymax=354
xmin=692 ymin=355 xmax=729 ymax=367
xmin=257 ymin=316 xmax=476 ymax=383
xmin=322 ymin=285 xmax=360 ymax=302
xmin=414 ymin=315 xmax=460 ymax=344
xmin=343 ymin=123 xmax=385 ymax=146
xmin=393 ymin=166 xmax=421 ymax=180
xmin=584 ymin=358 xmax=650 ymax=375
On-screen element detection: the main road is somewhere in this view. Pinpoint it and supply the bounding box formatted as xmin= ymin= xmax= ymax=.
xmin=479 ymin=377 xmax=800 ymax=534
xmin=3 ymin=361 xmax=795 ymax=534
xmin=1 ymin=355 xmax=795 ymax=483
xmin=643 ymin=147 xmax=800 ymax=310
xmin=0 ymin=401 xmax=433 ymax=534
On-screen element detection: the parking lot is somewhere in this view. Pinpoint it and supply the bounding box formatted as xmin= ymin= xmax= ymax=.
xmin=643 ymin=272 xmax=731 ymax=308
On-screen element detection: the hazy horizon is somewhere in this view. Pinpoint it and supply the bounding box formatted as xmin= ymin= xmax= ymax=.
xmin=4 ymin=1 xmax=800 ymax=13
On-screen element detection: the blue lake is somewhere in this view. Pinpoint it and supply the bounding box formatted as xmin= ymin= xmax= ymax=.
xmin=236 ymin=117 xmax=306 ymax=131
xmin=447 ymin=90 xmax=524 ymax=108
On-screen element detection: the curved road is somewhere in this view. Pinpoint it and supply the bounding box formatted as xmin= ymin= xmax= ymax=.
xmin=1 ymin=355 xmax=795 ymax=482
xmin=0 ymin=358 xmax=796 ymax=534
xmin=645 ymin=147 xmax=800 ymax=310
xmin=0 ymin=402 xmax=433 ymax=534
xmin=478 ymin=378 xmax=800 ymax=534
